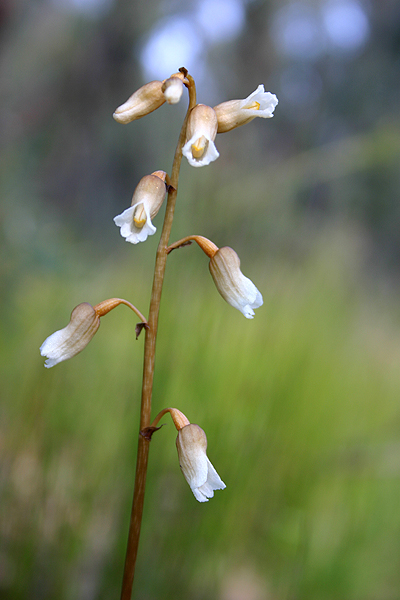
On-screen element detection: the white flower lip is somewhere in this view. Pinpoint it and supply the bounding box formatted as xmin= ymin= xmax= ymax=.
xmin=209 ymin=247 xmax=263 ymax=319
xmin=114 ymin=203 xmax=156 ymax=244
xmin=40 ymin=303 xmax=100 ymax=368
xmin=241 ymin=84 xmax=278 ymax=117
xmin=213 ymin=84 xmax=278 ymax=133
xmin=182 ymin=104 xmax=219 ymax=168
xmin=182 ymin=135 xmax=219 ymax=168
xmin=176 ymin=424 xmax=226 ymax=503
xmin=114 ymin=172 xmax=167 ymax=244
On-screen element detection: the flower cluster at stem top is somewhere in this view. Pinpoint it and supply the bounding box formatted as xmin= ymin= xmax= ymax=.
xmin=112 ymin=70 xmax=277 ymax=318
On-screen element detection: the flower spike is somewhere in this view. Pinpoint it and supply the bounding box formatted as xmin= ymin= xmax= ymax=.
xmin=214 ymin=85 xmax=278 ymax=133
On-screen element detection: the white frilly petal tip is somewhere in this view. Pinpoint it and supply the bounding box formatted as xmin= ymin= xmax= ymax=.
xmin=232 ymin=276 xmax=263 ymax=319
xmin=114 ymin=203 xmax=156 ymax=244
xmin=214 ymin=85 xmax=278 ymax=133
xmin=192 ymin=457 xmax=226 ymax=502
xmin=242 ymin=84 xmax=279 ymax=118
xmin=182 ymin=136 xmax=219 ymax=168
xmin=40 ymin=331 xmax=68 ymax=368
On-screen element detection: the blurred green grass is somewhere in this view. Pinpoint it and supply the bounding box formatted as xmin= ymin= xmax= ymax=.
xmin=2 ymin=223 xmax=400 ymax=600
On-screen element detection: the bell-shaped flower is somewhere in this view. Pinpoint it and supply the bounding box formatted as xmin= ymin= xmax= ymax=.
xmin=182 ymin=104 xmax=219 ymax=167
xmin=113 ymin=81 xmax=166 ymax=124
xmin=176 ymin=424 xmax=226 ymax=502
xmin=214 ymin=85 xmax=278 ymax=133
xmin=40 ymin=303 xmax=100 ymax=368
xmin=114 ymin=171 xmax=167 ymax=244
xmin=209 ymin=247 xmax=263 ymax=318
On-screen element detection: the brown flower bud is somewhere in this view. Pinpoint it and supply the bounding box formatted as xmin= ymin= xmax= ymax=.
xmin=113 ymin=81 xmax=166 ymax=124
xmin=162 ymin=76 xmax=184 ymax=104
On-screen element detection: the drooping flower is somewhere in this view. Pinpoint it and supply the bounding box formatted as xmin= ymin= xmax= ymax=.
xmin=176 ymin=423 xmax=226 ymax=502
xmin=40 ymin=303 xmax=100 ymax=368
xmin=182 ymin=104 xmax=219 ymax=167
xmin=113 ymin=81 xmax=166 ymax=124
xmin=213 ymin=85 xmax=278 ymax=133
xmin=209 ymin=246 xmax=263 ymax=318
xmin=40 ymin=298 xmax=147 ymax=368
xmin=114 ymin=171 xmax=167 ymax=244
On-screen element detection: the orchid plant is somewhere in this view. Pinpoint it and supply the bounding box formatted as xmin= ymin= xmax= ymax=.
xmin=40 ymin=68 xmax=278 ymax=599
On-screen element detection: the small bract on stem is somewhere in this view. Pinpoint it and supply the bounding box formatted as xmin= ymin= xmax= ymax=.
xmin=40 ymin=66 xmax=277 ymax=600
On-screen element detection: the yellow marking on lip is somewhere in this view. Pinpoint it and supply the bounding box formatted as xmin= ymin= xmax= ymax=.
xmin=191 ymin=135 xmax=209 ymax=159
xmin=246 ymin=101 xmax=260 ymax=110
xmin=133 ymin=206 xmax=146 ymax=227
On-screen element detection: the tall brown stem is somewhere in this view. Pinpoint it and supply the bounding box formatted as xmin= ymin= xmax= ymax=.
xmin=120 ymin=76 xmax=197 ymax=600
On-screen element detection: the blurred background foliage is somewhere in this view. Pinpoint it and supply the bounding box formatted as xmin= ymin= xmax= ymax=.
xmin=1 ymin=0 xmax=400 ymax=598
